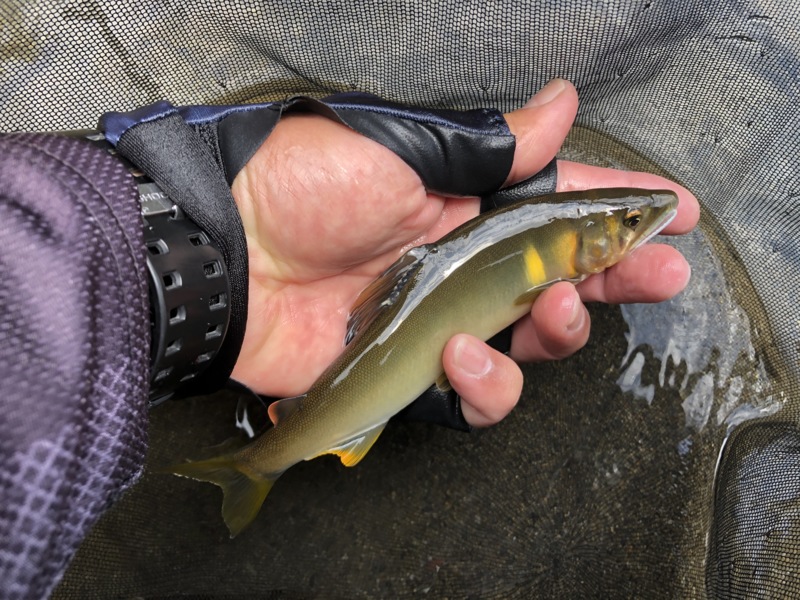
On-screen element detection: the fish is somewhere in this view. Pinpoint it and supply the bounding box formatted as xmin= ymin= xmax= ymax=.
xmin=171 ymin=187 xmax=679 ymax=536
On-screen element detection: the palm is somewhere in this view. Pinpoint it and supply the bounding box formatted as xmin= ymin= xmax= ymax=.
xmin=230 ymin=114 xmax=481 ymax=397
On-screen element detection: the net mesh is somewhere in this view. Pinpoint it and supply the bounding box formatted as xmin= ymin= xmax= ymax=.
xmin=2 ymin=1 xmax=799 ymax=597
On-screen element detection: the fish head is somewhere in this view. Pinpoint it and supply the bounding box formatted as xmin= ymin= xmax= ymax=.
xmin=574 ymin=190 xmax=679 ymax=274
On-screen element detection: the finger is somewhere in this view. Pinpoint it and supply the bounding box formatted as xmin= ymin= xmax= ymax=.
xmin=576 ymin=243 xmax=692 ymax=304
xmin=509 ymin=281 xmax=591 ymax=363
xmin=556 ymin=160 xmax=700 ymax=235
xmin=442 ymin=334 xmax=523 ymax=428
xmin=503 ymin=79 xmax=580 ymax=185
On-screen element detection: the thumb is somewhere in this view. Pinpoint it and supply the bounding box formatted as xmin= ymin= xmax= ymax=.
xmin=503 ymin=79 xmax=579 ymax=185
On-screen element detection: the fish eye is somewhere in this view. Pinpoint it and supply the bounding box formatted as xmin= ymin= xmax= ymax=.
xmin=623 ymin=210 xmax=642 ymax=229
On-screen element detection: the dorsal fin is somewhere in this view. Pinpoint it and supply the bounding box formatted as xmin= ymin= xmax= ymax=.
xmin=345 ymin=246 xmax=428 ymax=345
xmin=267 ymin=394 xmax=307 ymax=425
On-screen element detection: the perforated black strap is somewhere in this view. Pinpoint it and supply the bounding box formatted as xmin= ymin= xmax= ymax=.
xmin=100 ymin=112 xmax=249 ymax=398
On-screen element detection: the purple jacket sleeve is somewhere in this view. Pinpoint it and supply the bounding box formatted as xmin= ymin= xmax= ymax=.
xmin=0 ymin=133 xmax=150 ymax=599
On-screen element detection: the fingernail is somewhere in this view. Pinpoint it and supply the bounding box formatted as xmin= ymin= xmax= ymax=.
xmin=525 ymin=79 xmax=567 ymax=107
xmin=565 ymin=294 xmax=585 ymax=333
xmin=454 ymin=337 xmax=492 ymax=377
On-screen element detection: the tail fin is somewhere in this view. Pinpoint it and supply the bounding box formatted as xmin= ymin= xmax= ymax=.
xmin=171 ymin=457 xmax=279 ymax=537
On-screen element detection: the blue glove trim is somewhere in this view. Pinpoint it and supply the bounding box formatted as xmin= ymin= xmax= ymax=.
xmin=99 ymin=100 xmax=177 ymax=145
xmin=100 ymin=100 xmax=280 ymax=146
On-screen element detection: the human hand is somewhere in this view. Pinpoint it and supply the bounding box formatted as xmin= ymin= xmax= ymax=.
xmin=229 ymin=79 xmax=700 ymax=427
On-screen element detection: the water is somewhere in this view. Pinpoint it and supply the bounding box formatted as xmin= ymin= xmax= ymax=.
xmin=617 ymin=229 xmax=783 ymax=433
xmin=562 ymin=126 xmax=787 ymax=442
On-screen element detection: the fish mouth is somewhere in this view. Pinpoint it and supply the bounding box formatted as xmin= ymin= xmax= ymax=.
xmin=633 ymin=192 xmax=679 ymax=250
xmin=638 ymin=207 xmax=677 ymax=247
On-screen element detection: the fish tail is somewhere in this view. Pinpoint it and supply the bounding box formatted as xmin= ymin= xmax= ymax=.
xmin=171 ymin=457 xmax=280 ymax=537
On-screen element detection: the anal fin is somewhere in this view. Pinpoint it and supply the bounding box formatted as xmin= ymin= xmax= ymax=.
xmin=311 ymin=422 xmax=388 ymax=467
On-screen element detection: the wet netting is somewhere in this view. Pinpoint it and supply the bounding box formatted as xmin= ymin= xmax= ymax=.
xmin=3 ymin=1 xmax=800 ymax=598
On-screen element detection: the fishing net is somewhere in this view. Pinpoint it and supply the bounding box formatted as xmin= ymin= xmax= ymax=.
xmin=2 ymin=1 xmax=799 ymax=597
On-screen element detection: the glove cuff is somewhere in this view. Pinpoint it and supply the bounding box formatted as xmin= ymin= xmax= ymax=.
xmin=98 ymin=107 xmax=249 ymax=399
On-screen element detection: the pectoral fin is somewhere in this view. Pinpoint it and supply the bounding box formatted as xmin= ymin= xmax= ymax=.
xmin=311 ymin=422 xmax=388 ymax=467
xmin=514 ymin=284 xmax=548 ymax=306
xmin=514 ymin=277 xmax=584 ymax=306
xmin=435 ymin=372 xmax=453 ymax=393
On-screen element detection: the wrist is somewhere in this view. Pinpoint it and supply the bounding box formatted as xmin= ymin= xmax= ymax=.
xmin=79 ymin=131 xmax=233 ymax=405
